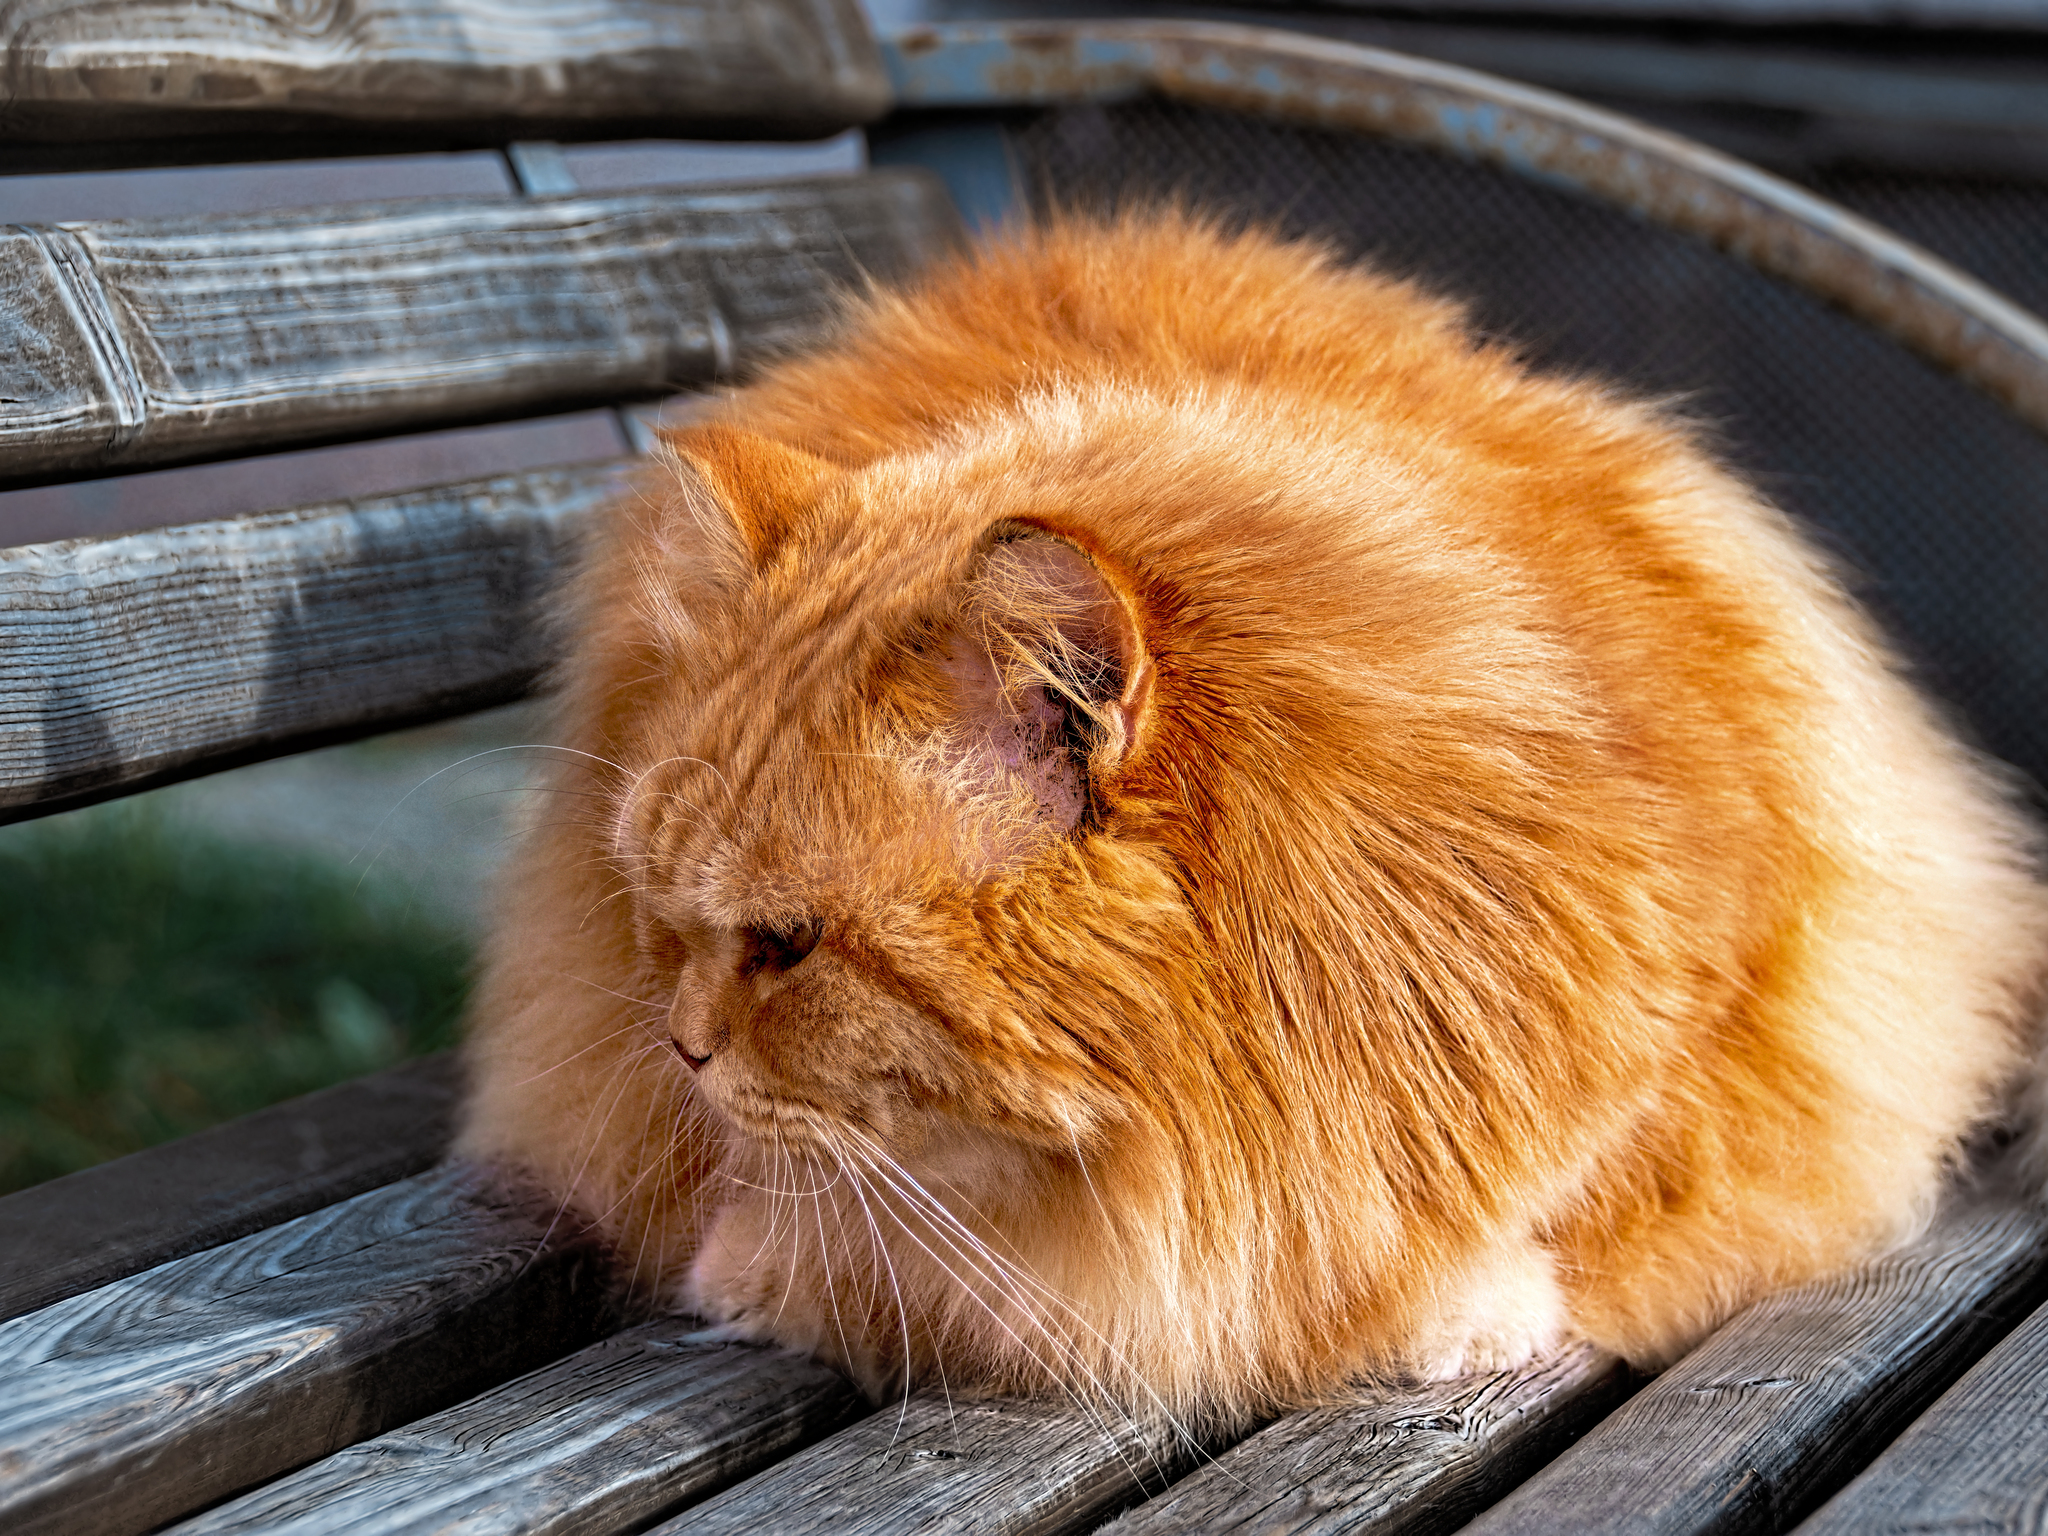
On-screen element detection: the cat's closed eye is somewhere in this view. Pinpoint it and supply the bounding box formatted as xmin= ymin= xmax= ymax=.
xmin=742 ymin=922 xmax=821 ymax=976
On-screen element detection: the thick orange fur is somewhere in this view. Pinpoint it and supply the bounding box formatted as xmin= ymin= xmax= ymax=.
xmin=459 ymin=211 xmax=2048 ymax=1427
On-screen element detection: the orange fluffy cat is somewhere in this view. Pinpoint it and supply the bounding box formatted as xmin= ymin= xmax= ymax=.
xmin=460 ymin=211 xmax=2048 ymax=1426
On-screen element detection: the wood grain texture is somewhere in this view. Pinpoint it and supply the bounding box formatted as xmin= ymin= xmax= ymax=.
xmin=0 ymin=0 xmax=890 ymax=140
xmin=0 ymin=170 xmax=962 ymax=479
xmin=1101 ymin=1344 xmax=1631 ymax=1536
xmin=0 ymin=460 xmax=621 ymax=819
xmin=0 ymin=1053 xmax=461 ymax=1324
xmin=0 ymin=1162 xmax=612 ymax=1536
xmin=653 ymin=1389 xmax=1211 ymax=1536
xmin=1794 ymin=1288 xmax=2048 ymax=1535
xmin=1463 ymin=1195 xmax=2048 ymax=1536
xmin=173 ymin=1318 xmax=868 ymax=1535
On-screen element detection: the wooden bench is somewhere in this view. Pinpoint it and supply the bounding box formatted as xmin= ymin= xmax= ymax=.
xmin=5 ymin=5 xmax=2048 ymax=1533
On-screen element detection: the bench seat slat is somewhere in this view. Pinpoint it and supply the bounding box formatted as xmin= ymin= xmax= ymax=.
xmin=1101 ymin=1343 xmax=1630 ymax=1536
xmin=1463 ymin=1196 xmax=2048 ymax=1536
xmin=0 ymin=1053 xmax=459 ymax=1324
xmin=0 ymin=0 xmax=889 ymax=140
xmin=0 ymin=1164 xmax=609 ymax=1536
xmin=653 ymin=1391 xmax=1205 ymax=1536
xmin=170 ymin=1319 xmax=866 ymax=1536
xmin=0 ymin=462 xmax=620 ymax=819
xmin=0 ymin=170 xmax=961 ymax=481
xmin=1794 ymin=1286 xmax=2048 ymax=1533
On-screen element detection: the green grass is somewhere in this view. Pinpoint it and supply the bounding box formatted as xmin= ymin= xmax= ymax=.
xmin=0 ymin=799 xmax=472 ymax=1194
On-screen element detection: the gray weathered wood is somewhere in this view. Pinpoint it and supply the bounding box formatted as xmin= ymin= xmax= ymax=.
xmin=172 ymin=1318 xmax=868 ymax=1535
xmin=1101 ymin=1344 xmax=1630 ymax=1536
xmin=0 ymin=461 xmax=621 ymax=819
xmin=1463 ymin=1194 xmax=2048 ymax=1536
xmin=1793 ymin=1285 xmax=2048 ymax=1534
xmin=0 ymin=170 xmax=961 ymax=480
xmin=0 ymin=1162 xmax=612 ymax=1536
xmin=0 ymin=0 xmax=889 ymax=141
xmin=0 ymin=1052 xmax=460 ymax=1323
xmin=653 ymin=1389 xmax=1210 ymax=1536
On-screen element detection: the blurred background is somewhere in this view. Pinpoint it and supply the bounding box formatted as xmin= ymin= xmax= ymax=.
xmin=0 ymin=704 xmax=538 ymax=1191
xmin=2 ymin=0 xmax=2043 ymax=1192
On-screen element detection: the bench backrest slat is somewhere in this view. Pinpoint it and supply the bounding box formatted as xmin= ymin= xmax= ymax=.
xmin=1 ymin=462 xmax=619 ymax=818
xmin=0 ymin=0 xmax=890 ymax=141
xmin=0 ymin=172 xmax=961 ymax=481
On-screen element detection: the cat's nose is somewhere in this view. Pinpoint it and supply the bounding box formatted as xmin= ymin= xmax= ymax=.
xmin=668 ymin=981 xmax=722 ymax=1068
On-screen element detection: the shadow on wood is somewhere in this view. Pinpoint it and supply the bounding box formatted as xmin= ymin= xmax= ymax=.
xmin=0 ymin=1162 xmax=614 ymax=1536
xmin=0 ymin=1053 xmax=462 ymax=1323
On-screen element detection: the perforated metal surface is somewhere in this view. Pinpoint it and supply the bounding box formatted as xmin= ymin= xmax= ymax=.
xmin=1008 ymin=101 xmax=2048 ymax=796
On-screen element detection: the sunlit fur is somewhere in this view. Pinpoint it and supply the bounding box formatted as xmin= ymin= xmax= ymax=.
xmin=459 ymin=211 xmax=2048 ymax=1428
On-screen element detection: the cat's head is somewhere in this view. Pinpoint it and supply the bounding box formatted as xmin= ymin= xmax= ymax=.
xmin=598 ymin=406 xmax=1211 ymax=1181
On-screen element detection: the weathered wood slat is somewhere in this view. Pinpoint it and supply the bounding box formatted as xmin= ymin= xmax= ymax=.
xmin=1793 ymin=1287 xmax=2048 ymax=1534
xmin=0 ymin=1052 xmax=460 ymax=1324
xmin=0 ymin=1163 xmax=611 ymax=1536
xmin=0 ymin=461 xmax=620 ymax=819
xmin=653 ymin=1390 xmax=1210 ymax=1536
xmin=172 ymin=1319 xmax=867 ymax=1535
xmin=1101 ymin=1344 xmax=1631 ymax=1536
xmin=0 ymin=0 xmax=889 ymax=141
xmin=1462 ymin=1195 xmax=2048 ymax=1536
xmin=0 ymin=170 xmax=961 ymax=480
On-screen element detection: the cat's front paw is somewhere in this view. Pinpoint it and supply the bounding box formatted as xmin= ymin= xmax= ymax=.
xmin=1406 ymin=1239 xmax=1570 ymax=1380
xmin=1411 ymin=1312 xmax=1564 ymax=1380
xmin=684 ymin=1197 xmax=905 ymax=1400
xmin=682 ymin=1199 xmax=794 ymax=1344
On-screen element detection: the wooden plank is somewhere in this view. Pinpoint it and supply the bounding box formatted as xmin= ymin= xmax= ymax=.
xmin=0 ymin=0 xmax=890 ymax=141
xmin=1101 ymin=1345 xmax=1631 ymax=1536
xmin=1794 ymin=1289 xmax=2048 ymax=1534
xmin=652 ymin=1390 xmax=1212 ymax=1536
xmin=0 ymin=226 xmax=116 ymax=460
xmin=0 ymin=461 xmax=622 ymax=819
xmin=0 ymin=170 xmax=962 ymax=480
xmin=1462 ymin=1195 xmax=2048 ymax=1536
xmin=172 ymin=1319 xmax=868 ymax=1535
xmin=0 ymin=1163 xmax=612 ymax=1536
xmin=0 ymin=1052 xmax=460 ymax=1324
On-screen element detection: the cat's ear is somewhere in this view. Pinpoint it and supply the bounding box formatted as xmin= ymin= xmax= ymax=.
xmin=974 ymin=529 xmax=1153 ymax=766
xmin=942 ymin=528 xmax=1153 ymax=834
xmin=656 ymin=424 xmax=837 ymax=575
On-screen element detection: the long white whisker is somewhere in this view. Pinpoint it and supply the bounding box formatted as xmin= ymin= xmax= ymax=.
xmin=842 ymin=1129 xmax=1204 ymax=1479
xmin=509 ymin=1015 xmax=666 ymax=1088
xmin=828 ymin=1135 xmax=921 ymax=1436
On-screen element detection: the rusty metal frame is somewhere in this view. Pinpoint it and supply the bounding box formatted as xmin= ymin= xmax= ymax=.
xmin=882 ymin=19 xmax=2048 ymax=440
